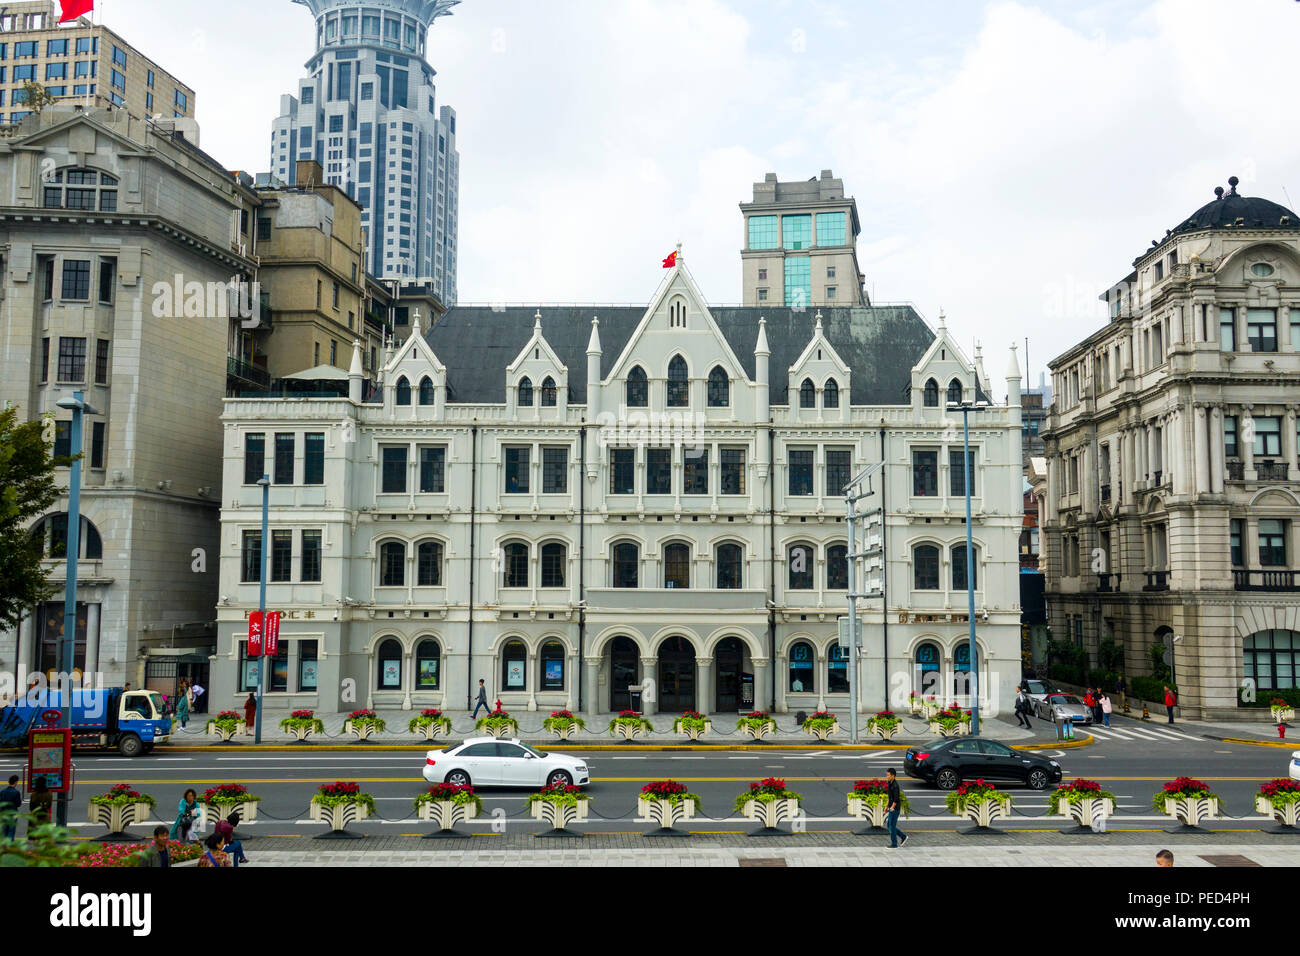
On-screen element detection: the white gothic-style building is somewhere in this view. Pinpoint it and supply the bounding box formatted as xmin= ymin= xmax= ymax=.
xmin=211 ymin=255 xmax=1025 ymax=716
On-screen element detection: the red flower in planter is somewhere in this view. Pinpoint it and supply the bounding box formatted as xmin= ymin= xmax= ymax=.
xmin=641 ymin=780 xmax=689 ymax=798
xmin=290 ymin=709 xmax=315 ymax=719
xmin=874 ymin=711 xmax=896 ymax=719
xmin=1260 ymin=778 xmax=1300 ymax=797
xmin=617 ymin=710 xmax=642 ymax=719
xmin=851 ymin=779 xmax=888 ymax=794
xmin=680 ymin=710 xmax=705 ymax=720
xmin=426 ymin=782 xmax=474 ymax=800
xmin=318 ymin=781 xmax=360 ymax=797
xmin=1162 ymin=776 xmax=1209 ymax=795
xmin=745 ymin=711 xmax=770 ymax=720
xmin=550 ymin=710 xmax=575 ymax=719
xmin=421 ymin=708 xmax=443 ymax=718
xmin=348 ymin=709 xmax=377 ymax=720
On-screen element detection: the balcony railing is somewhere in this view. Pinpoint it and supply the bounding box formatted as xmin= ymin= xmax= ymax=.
xmin=227 ymin=355 xmax=270 ymax=389
xmin=1233 ymin=569 xmax=1300 ymax=591
xmin=1143 ymin=570 xmax=1169 ymax=591
xmin=1227 ymin=460 xmax=1245 ymax=481
xmin=1097 ymin=573 xmax=1120 ymax=592
xmin=1256 ymin=460 xmax=1290 ymax=481
xmin=1100 ymin=484 xmax=1111 ymax=503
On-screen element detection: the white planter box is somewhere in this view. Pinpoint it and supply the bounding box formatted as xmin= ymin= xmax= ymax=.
xmin=929 ymin=720 xmax=971 ymax=737
xmin=637 ymin=796 xmax=697 ymax=830
xmin=411 ymin=718 xmax=452 ymax=740
xmin=955 ymin=795 xmax=1011 ymax=829
xmin=199 ymin=801 xmax=260 ymax=828
xmin=741 ymin=797 xmax=801 ymax=829
xmin=1053 ymin=796 xmax=1114 ymax=830
xmin=1255 ymin=795 xmax=1300 ymax=828
xmin=344 ymin=720 xmax=384 ymax=741
xmin=309 ymin=800 xmax=371 ymax=831
xmin=847 ymin=795 xmax=894 ymax=828
xmin=529 ymin=798 xmax=589 ymax=831
xmin=1272 ymin=707 xmax=1296 ymax=724
xmin=610 ymin=721 xmax=650 ymax=740
xmin=478 ymin=721 xmax=517 ymax=739
xmin=802 ymin=720 xmax=838 ymax=741
xmin=908 ymin=698 xmax=925 ymax=717
xmin=206 ymin=721 xmax=245 ymax=742
xmin=1163 ymin=795 xmax=1219 ymax=828
xmin=547 ymin=722 xmax=582 ymax=740
xmin=418 ymin=799 xmax=480 ymax=832
xmin=867 ymin=720 xmax=902 ymax=740
xmin=675 ymin=720 xmax=711 ymax=741
xmin=282 ymin=722 xmax=320 ymax=741
xmin=739 ymin=720 xmax=776 ymax=740
xmin=87 ymin=802 xmax=152 ymax=834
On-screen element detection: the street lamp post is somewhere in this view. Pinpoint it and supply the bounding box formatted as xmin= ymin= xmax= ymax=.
xmin=254 ymin=475 xmax=270 ymax=743
xmin=54 ymin=391 xmax=98 ymax=827
xmin=948 ymin=400 xmax=988 ymax=736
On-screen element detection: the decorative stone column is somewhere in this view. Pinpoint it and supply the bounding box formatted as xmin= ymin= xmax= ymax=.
xmin=402 ymin=649 xmax=413 ymax=710
xmin=753 ymin=658 xmax=771 ymax=713
xmin=1241 ymin=405 xmax=1256 ymax=481
xmin=1122 ymin=428 xmax=1137 ymax=506
xmin=1146 ymin=423 xmax=1157 ymax=482
xmin=527 ymin=649 xmax=538 ymax=711
xmin=697 ymin=656 xmax=714 ymax=714
xmin=1210 ymin=404 xmax=1226 ymax=494
xmin=16 ymin=612 xmax=31 ymax=691
xmin=85 ymin=603 xmax=100 ymax=679
xmin=640 ymin=656 xmax=657 ymax=716
xmin=1193 ymin=404 xmax=1210 ymax=495
xmin=1108 ymin=436 xmax=1121 ymax=506
xmin=583 ymin=656 xmax=601 ymax=716
xmin=1285 ymin=405 xmax=1299 ymax=478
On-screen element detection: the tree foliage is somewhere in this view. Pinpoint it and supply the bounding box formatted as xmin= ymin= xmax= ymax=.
xmin=0 ymin=407 xmax=64 ymax=630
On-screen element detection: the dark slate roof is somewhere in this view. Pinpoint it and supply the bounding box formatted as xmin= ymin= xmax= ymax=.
xmin=424 ymin=305 xmax=934 ymax=406
xmin=1171 ymin=180 xmax=1299 ymax=236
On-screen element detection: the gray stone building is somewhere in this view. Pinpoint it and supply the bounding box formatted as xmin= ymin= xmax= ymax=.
xmin=0 ymin=106 xmax=258 ymax=698
xmin=1040 ymin=179 xmax=1300 ymax=718
xmin=212 ymin=254 xmax=1025 ymax=718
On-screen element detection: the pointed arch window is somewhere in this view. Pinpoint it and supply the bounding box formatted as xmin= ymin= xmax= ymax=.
xmin=416 ymin=540 xmax=443 ymax=586
xmin=824 ymin=378 xmax=839 ymax=409
xmin=395 ymin=376 xmax=411 ymax=406
xmin=418 ymin=376 xmax=435 ymax=406
xmin=913 ymin=544 xmax=940 ymax=590
xmin=518 ymin=376 xmax=533 ymax=407
xmin=541 ymin=541 xmax=566 ymax=587
xmin=707 ymin=366 xmax=729 ymax=407
xmin=379 ymin=540 xmax=406 ymax=587
xmin=951 ymin=544 xmax=978 ymax=591
xmin=626 ymin=366 xmax=648 ymax=407
xmin=716 ymin=542 xmax=743 ymax=589
xmin=667 ymin=355 xmax=688 ymax=407
xmin=947 ymin=378 xmax=963 ymax=406
xmin=664 ymin=542 xmax=690 ymax=589
xmin=502 ymin=541 xmax=529 ymax=588
xmin=612 ymin=542 xmax=639 ymax=588
xmin=540 ymin=376 xmax=557 ymax=407
xmin=799 ymin=378 xmax=815 ymax=409
xmin=923 ymin=378 xmax=939 ymax=407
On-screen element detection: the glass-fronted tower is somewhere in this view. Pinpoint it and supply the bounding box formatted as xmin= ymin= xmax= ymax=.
xmin=270 ymin=0 xmax=460 ymax=304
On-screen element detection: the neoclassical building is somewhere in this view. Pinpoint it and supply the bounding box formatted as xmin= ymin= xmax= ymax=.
xmin=1040 ymin=179 xmax=1300 ymax=718
xmin=212 ymin=255 xmax=1025 ymax=716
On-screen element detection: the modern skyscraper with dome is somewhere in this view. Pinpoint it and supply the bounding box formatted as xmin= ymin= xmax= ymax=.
xmin=269 ymin=0 xmax=460 ymax=304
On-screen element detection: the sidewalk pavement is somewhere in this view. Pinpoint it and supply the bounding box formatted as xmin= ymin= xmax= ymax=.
xmin=171 ymin=710 xmax=1067 ymax=748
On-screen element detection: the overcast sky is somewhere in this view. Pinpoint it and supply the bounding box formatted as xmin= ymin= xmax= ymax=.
xmin=101 ymin=0 xmax=1300 ymax=382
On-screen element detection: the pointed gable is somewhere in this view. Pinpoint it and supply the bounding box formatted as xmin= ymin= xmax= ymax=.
xmin=910 ymin=311 xmax=979 ymax=409
xmin=385 ymin=322 xmax=447 ymax=416
xmin=507 ymin=311 xmax=569 ymax=412
xmin=787 ymin=310 xmax=851 ymax=420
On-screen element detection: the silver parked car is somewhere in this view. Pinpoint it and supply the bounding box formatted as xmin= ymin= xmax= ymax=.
xmin=1034 ymin=693 xmax=1094 ymax=725
xmin=1021 ymin=679 xmax=1061 ymax=710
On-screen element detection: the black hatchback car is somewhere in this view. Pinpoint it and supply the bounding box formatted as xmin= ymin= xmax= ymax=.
xmin=903 ymin=738 xmax=1063 ymax=791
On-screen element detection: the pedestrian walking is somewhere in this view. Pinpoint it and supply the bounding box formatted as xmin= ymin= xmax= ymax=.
xmin=175 ymin=679 xmax=191 ymax=728
xmin=470 ymin=679 xmax=490 ymax=719
xmin=1091 ymin=688 xmax=1105 ymax=724
xmin=170 ymin=788 xmax=201 ymax=842
xmin=28 ymin=777 xmax=52 ymax=829
xmin=885 ymin=768 xmax=908 ymax=849
xmin=1100 ymin=692 xmax=1112 ymax=727
xmin=1014 ymin=685 xmax=1033 ymax=729
xmin=198 ymin=833 xmax=232 ymax=868
xmin=0 ymin=774 xmax=22 ymax=840
xmin=243 ymin=693 xmax=257 ymax=736
xmin=214 ymin=815 xmax=248 ymax=867
xmin=140 ymin=826 xmax=171 ymax=867
xmin=1115 ymin=674 xmax=1127 ymax=711
xmin=1163 ymin=686 xmax=1176 ymax=725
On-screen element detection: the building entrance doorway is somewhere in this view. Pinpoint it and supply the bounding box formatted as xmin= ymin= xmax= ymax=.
xmin=657 ymin=636 xmax=696 ymax=712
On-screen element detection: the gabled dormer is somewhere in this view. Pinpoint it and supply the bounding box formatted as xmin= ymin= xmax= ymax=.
xmin=384 ymin=317 xmax=446 ymax=419
xmin=507 ymin=311 xmax=569 ymax=417
xmin=786 ymin=311 xmax=851 ymax=423
xmin=910 ymin=311 xmax=977 ymax=414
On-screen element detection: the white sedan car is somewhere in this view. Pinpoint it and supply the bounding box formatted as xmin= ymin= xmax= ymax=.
xmin=423 ymin=737 xmax=590 ymax=789
xmin=1291 ymin=750 xmax=1300 ymax=782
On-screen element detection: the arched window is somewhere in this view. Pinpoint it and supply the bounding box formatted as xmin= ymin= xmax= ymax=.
xmin=915 ymin=641 xmax=940 ymax=696
xmin=947 ymin=378 xmax=963 ymax=406
xmin=377 ymin=638 xmax=402 ymax=689
xmin=788 ymin=543 xmax=814 ymax=590
xmin=395 ymin=376 xmax=411 ymax=406
xmin=716 ymin=543 xmax=743 ymax=589
xmin=416 ymin=638 xmax=440 ymax=688
xmin=416 ymin=540 xmax=443 ymax=586
xmin=800 ymin=378 xmax=816 ymax=408
xmin=707 ymin=366 xmax=729 ymax=407
xmin=828 ymin=644 xmax=850 ymax=693
xmin=913 ymin=544 xmax=940 ymax=590
xmin=788 ymin=641 xmax=815 ymax=693
xmin=824 ymin=378 xmax=839 ymax=409
xmin=540 ymin=640 xmax=565 ymax=690
xmin=612 ymin=542 xmax=639 ymax=588
xmin=951 ymin=544 xmax=977 ymax=591
xmin=664 ymin=542 xmax=690 ymax=589
xmin=540 ymin=542 xmax=566 ymax=588
xmin=667 ymin=355 xmax=689 ymax=407
xmin=418 ymin=376 xmax=435 ymax=406
xmin=379 ymin=540 xmax=406 ymax=587
xmin=954 ymin=643 xmax=972 ymax=696
xmin=669 ymin=297 xmax=687 ymax=328
xmin=626 ymin=366 xmax=648 ymax=407
xmin=502 ymin=541 xmax=529 ymax=588
xmin=517 ymin=376 xmax=533 ymax=407
xmin=32 ymin=514 xmax=102 ymax=560
xmin=540 ymin=376 xmax=557 ymax=407
xmin=826 ymin=543 xmax=848 ymax=590
xmin=42 ymin=168 xmax=118 ymax=212
xmin=501 ymin=639 xmax=527 ymax=691
xmin=923 ymin=378 xmax=939 ymax=407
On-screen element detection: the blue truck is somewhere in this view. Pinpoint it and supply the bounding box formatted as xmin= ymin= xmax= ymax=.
xmin=0 ymin=687 xmax=172 ymax=757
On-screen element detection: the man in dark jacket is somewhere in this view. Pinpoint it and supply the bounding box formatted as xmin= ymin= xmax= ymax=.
xmin=140 ymin=826 xmax=171 ymax=867
xmin=0 ymin=775 xmax=21 ymax=840
xmin=885 ymin=768 xmax=908 ymax=848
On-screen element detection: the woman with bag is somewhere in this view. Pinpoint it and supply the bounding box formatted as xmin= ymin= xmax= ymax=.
xmin=170 ymin=788 xmax=201 ymax=842
xmin=243 ymin=693 xmax=257 ymax=737
xmin=175 ymin=679 xmax=191 ymax=729
xmin=198 ymin=833 xmax=232 ymax=868
xmin=1100 ymin=692 xmax=1112 ymax=727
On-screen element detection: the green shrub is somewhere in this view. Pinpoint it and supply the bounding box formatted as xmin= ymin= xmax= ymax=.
xmin=1130 ymin=676 xmax=1175 ymax=704
xmin=1240 ymin=687 xmax=1300 ymax=708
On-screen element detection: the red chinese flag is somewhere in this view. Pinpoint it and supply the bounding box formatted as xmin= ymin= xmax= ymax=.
xmin=247 ymin=611 xmax=263 ymax=658
xmin=59 ymin=0 xmax=94 ymax=23
xmin=264 ymin=611 xmax=280 ymax=657
xmin=661 ymin=251 xmax=677 ymax=269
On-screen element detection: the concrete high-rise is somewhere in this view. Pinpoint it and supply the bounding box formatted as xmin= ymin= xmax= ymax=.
xmin=269 ymin=0 xmax=460 ymax=305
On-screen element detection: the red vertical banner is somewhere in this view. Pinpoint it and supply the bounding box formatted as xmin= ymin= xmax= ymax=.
xmin=247 ymin=611 xmax=263 ymax=657
xmin=265 ymin=611 xmax=280 ymax=657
